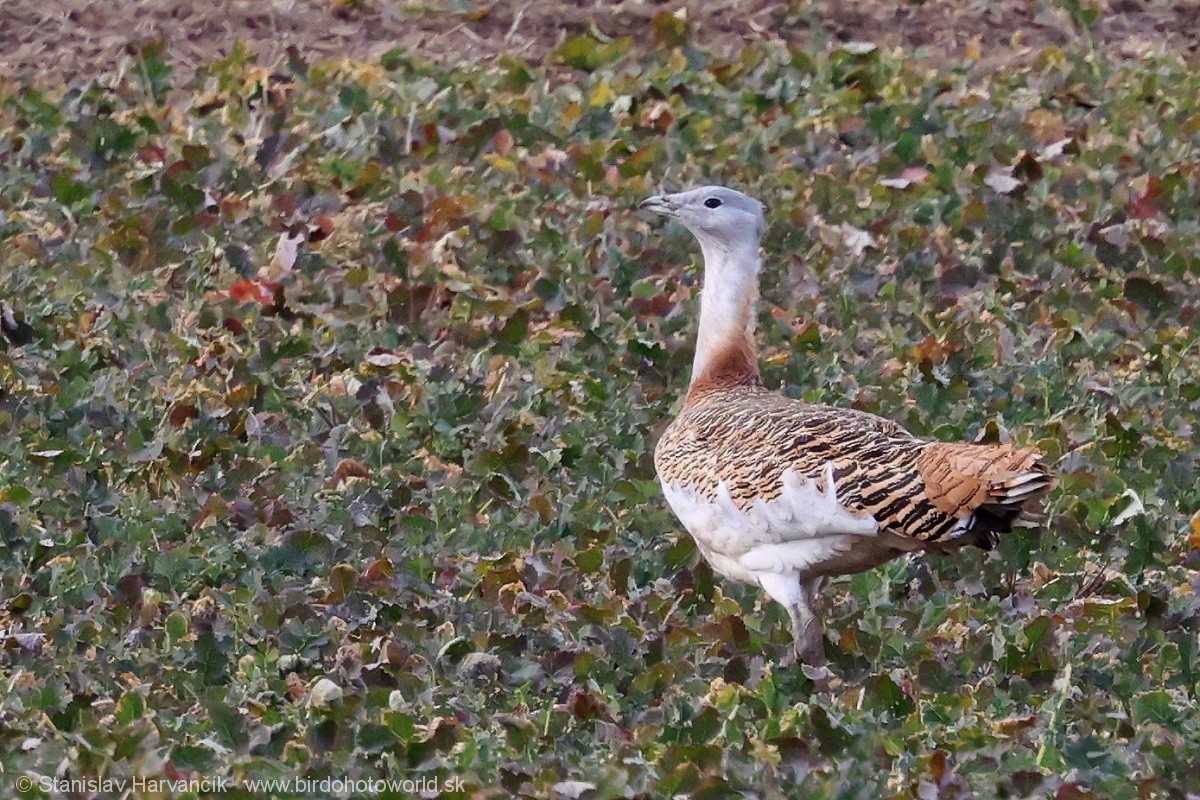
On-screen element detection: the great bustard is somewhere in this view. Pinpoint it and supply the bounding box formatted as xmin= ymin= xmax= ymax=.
xmin=642 ymin=186 xmax=1052 ymax=668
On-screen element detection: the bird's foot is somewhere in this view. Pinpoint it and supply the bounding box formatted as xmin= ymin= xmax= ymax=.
xmin=793 ymin=628 xmax=827 ymax=668
xmin=801 ymin=662 xmax=840 ymax=693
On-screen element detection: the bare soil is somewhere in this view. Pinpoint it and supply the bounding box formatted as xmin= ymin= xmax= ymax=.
xmin=0 ymin=1 xmax=1197 ymax=88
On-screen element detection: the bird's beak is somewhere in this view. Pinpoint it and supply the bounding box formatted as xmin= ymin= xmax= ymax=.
xmin=639 ymin=194 xmax=676 ymax=217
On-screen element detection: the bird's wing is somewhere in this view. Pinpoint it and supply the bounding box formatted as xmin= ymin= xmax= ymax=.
xmin=655 ymin=387 xmax=1052 ymax=548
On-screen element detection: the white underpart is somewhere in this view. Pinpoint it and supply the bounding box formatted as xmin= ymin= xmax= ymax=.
xmin=661 ymin=463 xmax=881 ymax=607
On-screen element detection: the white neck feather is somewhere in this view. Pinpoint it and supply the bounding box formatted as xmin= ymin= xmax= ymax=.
xmin=692 ymin=238 xmax=761 ymax=385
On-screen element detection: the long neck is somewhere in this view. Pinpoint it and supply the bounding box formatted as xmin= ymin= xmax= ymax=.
xmin=688 ymin=239 xmax=762 ymax=397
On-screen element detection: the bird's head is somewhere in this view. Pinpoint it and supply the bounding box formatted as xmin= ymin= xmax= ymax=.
xmin=640 ymin=185 xmax=766 ymax=255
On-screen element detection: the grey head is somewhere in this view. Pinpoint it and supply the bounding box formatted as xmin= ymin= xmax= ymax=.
xmin=640 ymin=185 xmax=767 ymax=252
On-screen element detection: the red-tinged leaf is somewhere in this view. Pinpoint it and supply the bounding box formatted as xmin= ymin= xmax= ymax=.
xmin=225 ymin=384 xmax=253 ymax=407
xmin=493 ymin=128 xmax=514 ymax=156
xmin=1129 ymin=176 xmax=1162 ymax=220
xmin=427 ymin=196 xmax=466 ymax=227
xmin=639 ymin=101 xmax=675 ymax=134
xmin=308 ymin=214 xmax=335 ymax=242
xmin=384 ymin=211 xmax=406 ymax=232
xmin=164 ymin=159 xmax=191 ymax=179
xmin=567 ymin=688 xmax=608 ymax=721
xmin=263 ymin=282 xmax=287 ymax=314
xmin=138 ymin=145 xmax=166 ymax=163
xmin=193 ymin=493 xmax=227 ymax=526
xmin=912 ymin=334 xmax=954 ymax=367
xmin=115 ymin=573 xmax=145 ymax=607
xmin=629 ymin=293 xmax=675 ymax=318
xmin=928 ymin=750 xmax=948 ymax=785
xmin=382 ymin=639 xmax=407 ymax=665
xmin=421 ymin=122 xmax=441 ymax=148
xmin=222 ymin=316 xmax=246 ymax=335
xmin=1012 ymin=150 xmax=1043 ymax=181
xmin=1056 ymin=783 xmax=1094 ymax=800
xmin=263 ymin=499 xmax=295 ymax=528
xmin=362 ymin=557 xmax=396 ymax=585
xmin=839 ymin=116 xmax=867 ymax=135
xmin=272 ymin=192 xmax=297 ymax=216
xmin=227 ymin=279 xmax=279 ymax=306
xmin=168 ymin=402 xmax=198 ymax=427
xmin=436 ymin=565 xmax=459 ymax=590
xmin=220 ymin=196 xmax=248 ymax=220
xmin=228 ymin=497 xmax=258 ymax=529
xmin=285 ymin=673 xmax=307 ymax=700
xmin=333 ymin=458 xmax=371 ymax=482
xmin=1110 ymin=298 xmax=1142 ymax=319
xmin=995 ymin=714 xmax=1038 ymax=735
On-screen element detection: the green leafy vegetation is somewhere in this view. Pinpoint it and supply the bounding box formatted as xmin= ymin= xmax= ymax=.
xmin=2 ymin=35 xmax=1199 ymax=799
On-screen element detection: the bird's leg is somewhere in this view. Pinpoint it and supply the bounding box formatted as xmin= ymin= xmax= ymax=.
xmin=787 ymin=580 xmax=826 ymax=667
xmin=759 ymin=573 xmax=833 ymax=680
xmin=786 ymin=580 xmax=841 ymax=691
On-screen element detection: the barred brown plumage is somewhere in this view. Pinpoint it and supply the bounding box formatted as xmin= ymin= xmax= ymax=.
xmin=656 ymin=384 xmax=1051 ymax=548
xmin=642 ymin=185 xmax=1053 ymax=673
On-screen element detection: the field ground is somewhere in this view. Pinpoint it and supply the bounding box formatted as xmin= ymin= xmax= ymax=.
xmin=2 ymin=0 xmax=1199 ymax=86
xmin=2 ymin=2 xmax=1200 ymax=799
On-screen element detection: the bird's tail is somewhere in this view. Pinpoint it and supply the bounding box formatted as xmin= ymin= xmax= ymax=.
xmin=917 ymin=442 xmax=1053 ymax=548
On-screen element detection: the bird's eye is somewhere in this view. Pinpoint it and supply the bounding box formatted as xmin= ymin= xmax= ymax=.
xmin=704 ymin=197 xmax=722 ymax=209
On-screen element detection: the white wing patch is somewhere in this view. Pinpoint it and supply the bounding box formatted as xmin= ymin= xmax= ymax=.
xmin=660 ymin=462 xmax=881 ymax=586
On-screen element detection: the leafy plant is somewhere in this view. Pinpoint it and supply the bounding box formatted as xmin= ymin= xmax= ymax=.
xmin=1 ymin=28 xmax=1198 ymax=800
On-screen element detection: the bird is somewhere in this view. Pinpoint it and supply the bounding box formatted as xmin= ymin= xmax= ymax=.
xmin=641 ymin=185 xmax=1052 ymax=670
